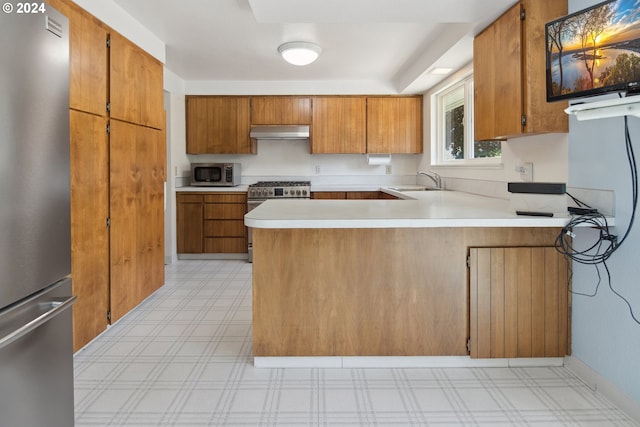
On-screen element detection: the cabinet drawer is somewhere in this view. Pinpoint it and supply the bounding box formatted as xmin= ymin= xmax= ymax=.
xmin=204 ymin=203 xmax=246 ymax=219
xmin=204 ymin=220 xmax=246 ymax=237
xmin=177 ymin=193 xmax=204 ymax=203
xmin=204 ymin=193 xmax=246 ymax=203
xmin=204 ymin=237 xmax=247 ymax=253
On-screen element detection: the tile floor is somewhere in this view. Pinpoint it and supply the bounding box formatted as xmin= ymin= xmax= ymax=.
xmin=73 ymin=260 xmax=637 ymax=426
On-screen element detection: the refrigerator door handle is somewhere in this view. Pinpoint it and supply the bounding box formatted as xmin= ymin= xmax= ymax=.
xmin=0 ymin=295 xmax=76 ymax=350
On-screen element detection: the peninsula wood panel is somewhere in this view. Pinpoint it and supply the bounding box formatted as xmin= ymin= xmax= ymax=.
xmin=109 ymin=120 xmax=165 ymax=323
xmin=69 ymin=110 xmax=109 ymax=351
xmin=251 ymin=96 xmax=312 ymax=125
xmin=253 ymin=228 xmax=468 ymax=356
xmin=311 ymin=97 xmax=366 ymax=154
xmin=469 ymin=246 xmax=570 ymax=358
xmin=252 ymin=226 xmax=565 ymax=356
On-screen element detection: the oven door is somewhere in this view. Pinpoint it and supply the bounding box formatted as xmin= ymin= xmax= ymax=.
xmin=246 ymin=199 xmax=265 ymax=263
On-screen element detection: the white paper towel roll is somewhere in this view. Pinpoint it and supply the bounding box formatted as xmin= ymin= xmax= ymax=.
xmin=367 ymin=154 xmax=392 ymax=165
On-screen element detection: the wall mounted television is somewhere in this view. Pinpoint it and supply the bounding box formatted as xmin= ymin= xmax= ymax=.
xmin=545 ymin=0 xmax=640 ymax=102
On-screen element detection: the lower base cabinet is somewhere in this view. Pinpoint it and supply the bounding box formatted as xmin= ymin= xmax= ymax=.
xmin=177 ymin=192 xmax=248 ymax=254
xmin=469 ymin=246 xmax=570 ymax=358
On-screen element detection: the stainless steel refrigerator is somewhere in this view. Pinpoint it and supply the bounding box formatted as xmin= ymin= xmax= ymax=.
xmin=0 ymin=5 xmax=76 ymax=426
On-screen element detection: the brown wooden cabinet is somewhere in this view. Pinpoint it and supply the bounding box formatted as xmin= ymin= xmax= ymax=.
xmin=469 ymin=246 xmax=570 ymax=358
xmin=109 ymin=120 xmax=165 ymax=323
xmin=69 ymin=110 xmax=110 ymax=350
xmin=186 ymin=96 xmax=255 ymax=154
xmin=204 ymin=193 xmax=247 ymax=253
xmin=473 ymin=0 xmax=568 ymax=140
xmin=52 ymin=0 xmax=108 ymax=116
xmin=177 ymin=192 xmax=248 ymax=255
xmin=251 ymin=96 xmax=312 ymax=125
xmin=311 ymin=96 xmax=366 ymax=154
xmin=48 ymin=0 xmax=165 ymax=350
xmin=366 ymin=96 xmax=423 ymax=154
xmin=177 ymin=194 xmax=204 ymax=253
xmin=109 ymin=32 xmax=165 ymax=130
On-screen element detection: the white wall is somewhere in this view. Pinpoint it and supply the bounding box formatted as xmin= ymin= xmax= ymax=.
xmin=567 ymin=98 xmax=640 ymax=408
xmin=567 ymin=0 xmax=640 ymax=408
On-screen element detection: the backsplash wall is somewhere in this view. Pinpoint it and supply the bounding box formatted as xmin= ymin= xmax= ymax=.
xmin=183 ymin=139 xmax=421 ymax=183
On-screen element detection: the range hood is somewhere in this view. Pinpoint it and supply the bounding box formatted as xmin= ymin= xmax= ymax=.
xmin=250 ymin=125 xmax=310 ymax=140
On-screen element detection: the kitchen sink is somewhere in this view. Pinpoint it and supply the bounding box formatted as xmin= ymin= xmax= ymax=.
xmin=388 ymin=185 xmax=439 ymax=191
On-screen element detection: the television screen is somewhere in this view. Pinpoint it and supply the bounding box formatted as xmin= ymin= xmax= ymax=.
xmin=546 ymin=0 xmax=640 ymax=102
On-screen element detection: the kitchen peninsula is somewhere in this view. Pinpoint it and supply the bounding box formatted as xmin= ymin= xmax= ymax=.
xmin=246 ymin=190 xmax=574 ymax=361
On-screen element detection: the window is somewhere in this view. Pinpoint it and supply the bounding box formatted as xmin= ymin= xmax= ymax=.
xmin=432 ymin=74 xmax=501 ymax=165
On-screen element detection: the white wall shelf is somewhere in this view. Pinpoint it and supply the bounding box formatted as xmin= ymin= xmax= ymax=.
xmin=565 ymin=96 xmax=640 ymax=121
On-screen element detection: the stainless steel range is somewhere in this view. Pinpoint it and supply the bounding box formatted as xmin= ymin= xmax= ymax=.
xmin=247 ymin=181 xmax=311 ymax=262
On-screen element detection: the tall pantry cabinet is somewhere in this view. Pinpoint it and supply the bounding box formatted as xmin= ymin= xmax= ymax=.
xmin=47 ymin=0 xmax=165 ymax=351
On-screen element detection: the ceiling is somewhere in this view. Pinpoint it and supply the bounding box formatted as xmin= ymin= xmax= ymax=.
xmin=112 ymin=0 xmax=517 ymax=93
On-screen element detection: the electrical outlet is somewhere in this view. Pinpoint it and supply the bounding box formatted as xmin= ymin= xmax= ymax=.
xmin=515 ymin=162 xmax=533 ymax=182
xmin=385 ymin=165 xmax=392 ymax=175
xmin=315 ymin=165 xmax=321 ymax=175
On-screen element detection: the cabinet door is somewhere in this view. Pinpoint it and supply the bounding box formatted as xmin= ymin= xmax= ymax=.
xmin=366 ymin=96 xmax=423 ymax=154
xmin=109 ymin=32 xmax=165 ymax=130
xmin=69 ymin=110 xmax=109 ymax=351
xmin=474 ymin=3 xmax=523 ymax=141
xmin=521 ymin=0 xmax=568 ymax=135
xmin=251 ymin=96 xmax=312 ymax=125
xmin=177 ymin=194 xmax=203 ymax=253
xmin=469 ymin=247 xmax=570 ymax=358
xmin=48 ymin=0 xmax=108 ymax=116
xmin=311 ymin=97 xmax=366 ymax=154
xmin=109 ymin=120 xmax=165 ymax=323
xmin=186 ymin=96 xmax=254 ymax=154
xmin=473 ymin=0 xmax=568 ymax=140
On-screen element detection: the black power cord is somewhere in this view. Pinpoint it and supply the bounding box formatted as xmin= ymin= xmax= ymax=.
xmin=556 ymin=113 xmax=639 ymax=326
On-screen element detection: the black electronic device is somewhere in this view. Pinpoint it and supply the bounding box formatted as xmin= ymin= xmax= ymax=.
xmin=507 ymin=182 xmax=566 ymax=194
xmin=545 ymin=0 xmax=640 ymax=102
xmin=516 ymin=210 xmax=554 ymax=217
xmin=568 ymin=206 xmax=598 ymax=215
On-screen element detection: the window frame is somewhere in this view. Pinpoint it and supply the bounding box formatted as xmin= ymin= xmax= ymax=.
xmin=431 ymin=72 xmax=502 ymax=167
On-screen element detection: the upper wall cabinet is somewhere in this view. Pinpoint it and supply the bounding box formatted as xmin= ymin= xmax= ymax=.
xmin=474 ymin=0 xmax=568 ymax=141
xmin=109 ymin=32 xmax=165 ymax=130
xmin=48 ymin=0 xmax=108 ymax=117
xmin=251 ymin=96 xmax=312 ymax=125
xmin=186 ymin=96 xmax=256 ymax=155
xmin=366 ymin=96 xmax=423 ymax=154
xmin=311 ymin=96 xmax=367 ymax=154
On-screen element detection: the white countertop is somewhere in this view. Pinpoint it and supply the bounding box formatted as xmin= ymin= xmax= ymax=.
xmin=244 ymin=189 xmax=580 ymax=229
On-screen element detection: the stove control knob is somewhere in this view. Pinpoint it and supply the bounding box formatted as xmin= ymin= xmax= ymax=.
xmin=296 ymin=190 xmax=301 ymax=196
xmin=302 ymin=190 xmax=307 ymax=196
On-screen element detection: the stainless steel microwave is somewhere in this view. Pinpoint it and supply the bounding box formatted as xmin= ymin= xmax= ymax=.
xmin=190 ymin=163 xmax=241 ymax=186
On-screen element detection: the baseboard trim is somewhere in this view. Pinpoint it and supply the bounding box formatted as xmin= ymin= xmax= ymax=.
xmin=564 ymin=355 xmax=640 ymax=423
xmin=254 ymin=356 xmax=564 ymax=369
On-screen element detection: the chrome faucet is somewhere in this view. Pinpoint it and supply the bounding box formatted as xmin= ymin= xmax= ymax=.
xmin=417 ymin=171 xmax=442 ymax=190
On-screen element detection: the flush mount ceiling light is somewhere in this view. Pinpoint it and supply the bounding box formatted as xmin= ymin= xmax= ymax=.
xmin=278 ymin=42 xmax=321 ymax=66
xmin=429 ymin=67 xmax=454 ymax=75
